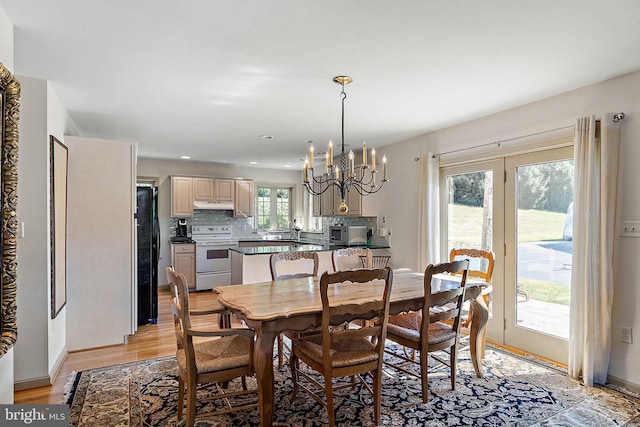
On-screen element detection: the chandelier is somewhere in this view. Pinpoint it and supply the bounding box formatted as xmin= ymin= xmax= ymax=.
xmin=302 ymin=76 xmax=388 ymax=214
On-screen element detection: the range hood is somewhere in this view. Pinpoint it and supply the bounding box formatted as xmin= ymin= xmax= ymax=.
xmin=193 ymin=200 xmax=234 ymax=211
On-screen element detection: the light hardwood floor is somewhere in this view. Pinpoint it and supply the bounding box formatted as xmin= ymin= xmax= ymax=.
xmin=14 ymin=287 xmax=565 ymax=404
xmin=14 ymin=287 xmax=222 ymax=404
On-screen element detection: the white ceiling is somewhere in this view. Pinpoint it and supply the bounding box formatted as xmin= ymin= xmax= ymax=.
xmin=2 ymin=1 xmax=640 ymax=170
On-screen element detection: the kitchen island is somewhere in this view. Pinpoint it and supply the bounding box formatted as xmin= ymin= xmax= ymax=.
xmin=230 ymin=244 xmax=332 ymax=284
xmin=230 ymin=243 xmax=390 ymax=284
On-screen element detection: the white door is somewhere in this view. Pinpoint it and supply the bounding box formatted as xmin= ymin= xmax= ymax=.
xmin=440 ymin=159 xmax=504 ymax=343
xmin=441 ymin=146 xmax=574 ymax=364
xmin=504 ymin=147 xmax=573 ymax=363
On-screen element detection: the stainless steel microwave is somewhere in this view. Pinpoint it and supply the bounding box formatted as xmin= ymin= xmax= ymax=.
xmin=329 ymin=225 xmax=368 ymax=246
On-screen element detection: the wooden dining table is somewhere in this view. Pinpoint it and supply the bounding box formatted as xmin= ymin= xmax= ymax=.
xmin=215 ymin=269 xmax=489 ymax=427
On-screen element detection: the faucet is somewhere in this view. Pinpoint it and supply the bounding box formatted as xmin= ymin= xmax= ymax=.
xmin=291 ymin=218 xmax=303 ymax=241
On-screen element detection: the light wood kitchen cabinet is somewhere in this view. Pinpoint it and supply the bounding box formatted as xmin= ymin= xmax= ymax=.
xmin=234 ymin=179 xmax=254 ymax=217
xmin=214 ymin=179 xmax=234 ymax=202
xmin=171 ymin=176 xmax=236 ymax=217
xmin=331 ymin=169 xmax=363 ymax=216
xmin=312 ymin=177 xmax=321 ymax=217
xmin=344 ymin=169 xmax=362 ymax=216
xmin=171 ymin=176 xmax=194 ymax=217
xmin=332 ymin=187 xmax=362 ymax=216
xmin=171 ymin=243 xmax=196 ymax=291
xmin=312 ymin=171 xmax=362 ymax=216
xmin=193 ymin=177 xmax=214 ymax=201
xmin=320 ymin=174 xmax=336 ymax=216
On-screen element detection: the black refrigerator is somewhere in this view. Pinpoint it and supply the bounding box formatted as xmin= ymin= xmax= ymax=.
xmin=136 ymin=186 xmax=160 ymax=325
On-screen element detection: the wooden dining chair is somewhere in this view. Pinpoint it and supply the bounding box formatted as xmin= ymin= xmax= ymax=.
xmin=332 ymin=247 xmax=376 ymax=329
xmin=167 ymin=266 xmax=231 ymax=329
xmin=270 ymin=250 xmax=319 ymax=279
xmin=449 ymin=248 xmax=494 ymax=357
xmin=384 ymin=259 xmax=469 ymax=403
xmin=449 ymin=248 xmax=494 ymax=314
xmin=289 ymin=267 xmax=393 ymax=427
xmin=170 ymin=270 xmax=257 ymax=426
xmin=368 ymin=254 xmax=391 ymax=268
xmin=331 ymin=247 xmax=372 ymax=271
xmin=270 ymin=251 xmax=320 ymax=368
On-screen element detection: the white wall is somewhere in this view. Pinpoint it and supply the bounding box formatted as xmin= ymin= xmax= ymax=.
xmin=137 ymin=158 xmax=302 ymax=284
xmin=0 ymin=5 xmax=12 ymax=71
xmin=0 ymin=4 xmax=13 ymax=404
xmin=65 ymin=136 xmax=137 ymax=350
xmin=46 ymin=85 xmax=79 ymax=376
xmin=14 ymin=76 xmax=49 ymax=386
xmin=12 ymin=76 xmax=80 ymax=388
xmin=370 ymin=70 xmax=640 ymax=389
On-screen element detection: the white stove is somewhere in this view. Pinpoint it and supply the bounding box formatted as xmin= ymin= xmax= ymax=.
xmin=191 ymin=225 xmax=236 ymax=245
xmin=191 ymin=225 xmax=237 ymax=291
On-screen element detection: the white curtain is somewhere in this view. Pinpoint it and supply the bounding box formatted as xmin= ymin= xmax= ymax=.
xmin=417 ymin=153 xmax=440 ymax=269
xmin=569 ymin=114 xmax=621 ymax=386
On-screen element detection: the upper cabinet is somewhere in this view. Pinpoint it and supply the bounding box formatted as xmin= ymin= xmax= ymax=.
xmin=344 ymin=185 xmax=362 ymax=216
xmin=234 ymin=179 xmax=254 ymax=217
xmin=343 ymin=166 xmax=363 ymax=216
xmin=193 ymin=177 xmax=233 ymax=202
xmin=312 ymin=178 xmax=321 ymax=217
xmin=312 ymin=170 xmax=362 ymax=217
xmin=171 ymin=176 xmax=254 ymax=217
xmin=320 ymin=175 xmax=336 ymax=216
xmin=193 ymin=177 xmax=214 ymax=201
xmin=171 ymin=176 xmax=194 ymax=217
xmin=214 ymin=179 xmax=234 ymax=202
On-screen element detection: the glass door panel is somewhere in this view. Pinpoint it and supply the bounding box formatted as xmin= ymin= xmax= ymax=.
xmin=441 ymin=159 xmax=504 ymax=343
xmin=446 ymin=171 xmax=493 ymax=255
xmin=504 ymin=147 xmax=573 ymax=363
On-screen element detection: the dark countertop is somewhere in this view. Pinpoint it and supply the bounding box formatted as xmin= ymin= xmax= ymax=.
xmin=237 ymin=238 xmax=301 ymax=243
xmin=329 ymin=244 xmax=390 ymax=250
xmin=231 ymin=243 xmax=389 ymax=255
xmin=231 ymin=244 xmax=329 ymax=255
xmin=170 ymin=238 xmax=194 ymax=244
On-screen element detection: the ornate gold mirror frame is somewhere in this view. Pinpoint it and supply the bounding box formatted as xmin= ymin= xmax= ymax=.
xmin=0 ymin=62 xmax=19 ymax=358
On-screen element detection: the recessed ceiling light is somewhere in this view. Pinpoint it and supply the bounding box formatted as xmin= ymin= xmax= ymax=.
xmin=258 ymin=135 xmax=273 ymax=140
xmin=249 ymin=161 xmax=258 ymax=165
xmin=180 ymin=156 xmax=191 ymax=159
xmin=284 ymin=164 xmax=292 ymax=168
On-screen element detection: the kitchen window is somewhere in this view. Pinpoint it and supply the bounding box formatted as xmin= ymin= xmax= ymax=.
xmin=256 ymin=186 xmax=292 ymax=230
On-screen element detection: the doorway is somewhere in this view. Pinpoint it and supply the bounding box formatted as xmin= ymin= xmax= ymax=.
xmin=441 ymin=146 xmax=574 ymax=364
xmin=136 ymin=184 xmax=160 ymax=326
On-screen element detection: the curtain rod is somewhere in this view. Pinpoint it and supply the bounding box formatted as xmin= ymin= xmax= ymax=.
xmin=429 ymin=112 xmax=625 ymax=159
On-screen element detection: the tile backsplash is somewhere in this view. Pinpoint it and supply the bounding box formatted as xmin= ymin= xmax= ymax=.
xmin=169 ymin=210 xmax=255 ymax=239
xmin=169 ymin=211 xmax=388 ymax=246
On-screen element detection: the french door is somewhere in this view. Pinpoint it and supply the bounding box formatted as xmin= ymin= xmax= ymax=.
xmin=504 ymin=147 xmax=573 ymax=363
xmin=441 ymin=146 xmax=574 ymax=364
xmin=440 ymin=159 xmax=504 ymax=343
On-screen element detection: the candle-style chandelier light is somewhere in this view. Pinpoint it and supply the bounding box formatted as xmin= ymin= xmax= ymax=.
xmin=303 ymin=76 xmax=388 ymax=214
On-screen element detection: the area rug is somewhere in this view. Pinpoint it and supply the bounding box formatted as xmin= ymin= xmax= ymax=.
xmin=65 ymin=344 xmax=640 ymax=426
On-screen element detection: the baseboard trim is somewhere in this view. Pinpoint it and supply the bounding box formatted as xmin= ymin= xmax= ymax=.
xmin=14 ymin=348 xmax=68 ymax=391
xmin=49 ymin=347 xmax=68 ymax=385
xmin=607 ymin=374 xmax=640 ymax=395
xmin=14 ymin=376 xmax=51 ymax=391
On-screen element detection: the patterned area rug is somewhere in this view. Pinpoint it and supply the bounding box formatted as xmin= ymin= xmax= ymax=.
xmin=65 ymin=344 xmax=640 ymax=426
